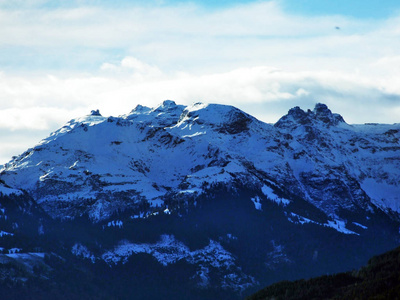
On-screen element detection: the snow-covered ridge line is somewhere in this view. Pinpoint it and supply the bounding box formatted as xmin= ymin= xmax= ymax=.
xmin=101 ymin=234 xmax=233 ymax=266
xmin=0 ymin=101 xmax=399 ymax=223
xmin=72 ymin=234 xmax=257 ymax=291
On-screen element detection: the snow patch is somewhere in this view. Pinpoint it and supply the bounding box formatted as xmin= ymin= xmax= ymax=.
xmin=178 ymin=189 xmax=201 ymax=194
xmin=352 ymin=222 xmax=368 ymax=229
xmin=131 ymin=212 xmax=146 ymax=219
xmin=288 ymin=212 xmax=314 ymax=225
xmin=325 ymin=220 xmax=357 ymax=235
xmin=8 ymin=248 xmax=22 ymax=254
xmin=182 ymin=131 xmax=206 ymax=138
xmin=0 ymin=185 xmax=23 ymax=196
xmin=361 ymin=178 xmax=400 ymax=213
xmin=251 ymin=196 xmax=262 ymax=211
xmin=226 ymin=233 xmax=238 ymax=241
xmin=0 ymin=231 xmax=14 ymax=237
xmin=72 ymin=243 xmax=96 ymax=263
xmin=261 ymin=185 xmax=290 ymax=206
xmin=107 ymin=220 xmax=123 ymax=228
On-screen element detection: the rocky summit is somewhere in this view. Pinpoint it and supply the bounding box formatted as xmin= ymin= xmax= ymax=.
xmin=0 ymin=101 xmax=399 ymax=299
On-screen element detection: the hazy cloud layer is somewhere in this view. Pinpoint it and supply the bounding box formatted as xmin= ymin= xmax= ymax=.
xmin=1 ymin=1 xmax=400 ymax=164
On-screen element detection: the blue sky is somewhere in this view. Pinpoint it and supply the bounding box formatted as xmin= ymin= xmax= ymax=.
xmin=23 ymin=0 xmax=400 ymax=18
xmin=0 ymin=0 xmax=400 ymax=164
xmin=282 ymin=0 xmax=400 ymax=18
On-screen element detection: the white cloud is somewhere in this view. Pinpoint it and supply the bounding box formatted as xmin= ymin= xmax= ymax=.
xmin=1 ymin=61 xmax=398 ymax=126
xmin=0 ymin=106 xmax=82 ymax=131
xmin=1 ymin=58 xmax=400 ymax=164
xmin=0 ymin=2 xmax=378 ymax=68
xmin=100 ymin=57 xmax=163 ymax=80
xmin=0 ymin=2 xmax=398 ymax=79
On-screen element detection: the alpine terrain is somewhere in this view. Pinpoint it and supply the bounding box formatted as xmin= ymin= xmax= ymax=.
xmin=0 ymin=101 xmax=399 ymax=299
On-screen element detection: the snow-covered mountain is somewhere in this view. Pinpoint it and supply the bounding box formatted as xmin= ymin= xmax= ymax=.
xmin=2 ymin=101 xmax=399 ymax=221
xmin=0 ymin=101 xmax=399 ymax=299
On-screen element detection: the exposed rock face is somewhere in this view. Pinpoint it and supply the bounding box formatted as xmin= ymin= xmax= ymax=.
xmin=275 ymin=103 xmax=345 ymax=129
xmin=314 ymin=103 xmax=345 ymax=125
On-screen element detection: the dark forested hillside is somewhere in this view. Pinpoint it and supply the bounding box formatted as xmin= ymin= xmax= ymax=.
xmin=247 ymin=245 xmax=400 ymax=300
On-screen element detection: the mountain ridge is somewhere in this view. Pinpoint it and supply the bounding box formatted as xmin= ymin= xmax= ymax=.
xmin=1 ymin=101 xmax=399 ymax=221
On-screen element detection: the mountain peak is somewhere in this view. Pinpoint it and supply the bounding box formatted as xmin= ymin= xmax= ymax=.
xmin=90 ymin=109 xmax=101 ymax=116
xmin=154 ymin=100 xmax=178 ymax=111
xmin=131 ymin=104 xmax=151 ymax=113
xmin=313 ymin=103 xmax=345 ymax=125
xmin=162 ymin=100 xmax=176 ymax=107
xmin=288 ymin=106 xmax=308 ymax=119
xmin=275 ymin=103 xmax=345 ymax=128
xmin=313 ymin=103 xmax=330 ymax=114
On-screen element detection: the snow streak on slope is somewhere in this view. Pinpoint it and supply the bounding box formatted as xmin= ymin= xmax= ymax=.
xmin=287 ymin=212 xmax=358 ymax=235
